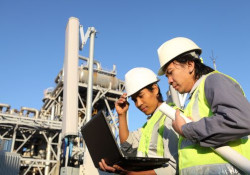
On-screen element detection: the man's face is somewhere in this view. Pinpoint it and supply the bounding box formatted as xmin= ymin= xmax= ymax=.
xmin=164 ymin=61 xmax=195 ymax=94
xmin=131 ymin=85 xmax=160 ymax=115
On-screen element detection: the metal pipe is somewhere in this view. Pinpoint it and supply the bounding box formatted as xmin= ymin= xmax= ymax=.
xmin=0 ymin=103 xmax=10 ymax=113
xmin=44 ymin=133 xmax=52 ymax=175
xmin=79 ymin=55 xmax=101 ymax=70
xmin=20 ymin=107 xmax=39 ymax=119
xmin=65 ymin=146 xmax=69 ymax=167
xmin=51 ymin=105 xmax=55 ymax=120
xmin=85 ymin=28 xmax=96 ymax=122
xmin=57 ymin=133 xmax=62 ymax=161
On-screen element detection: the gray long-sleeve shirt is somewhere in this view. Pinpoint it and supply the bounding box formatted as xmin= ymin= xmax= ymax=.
xmin=182 ymin=73 xmax=250 ymax=147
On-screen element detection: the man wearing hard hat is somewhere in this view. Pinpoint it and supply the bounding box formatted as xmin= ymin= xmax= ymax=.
xmin=99 ymin=67 xmax=179 ymax=175
xmin=157 ymin=37 xmax=250 ymax=174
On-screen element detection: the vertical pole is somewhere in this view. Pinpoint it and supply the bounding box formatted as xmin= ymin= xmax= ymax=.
xmin=86 ymin=28 xmax=96 ymax=122
xmin=54 ymin=133 xmax=62 ymax=175
xmin=213 ymin=59 xmax=217 ymax=70
xmin=65 ymin=146 xmax=69 ymax=167
xmin=45 ymin=133 xmax=52 ymax=175
xmin=83 ymin=28 xmax=100 ymax=175
xmin=51 ymin=105 xmax=55 ymax=120
xmin=57 ymin=133 xmax=62 ymax=161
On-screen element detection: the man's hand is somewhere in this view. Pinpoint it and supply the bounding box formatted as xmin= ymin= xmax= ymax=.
xmin=99 ymin=159 xmax=157 ymax=175
xmin=172 ymin=109 xmax=186 ymax=137
xmin=99 ymin=159 xmax=116 ymax=173
xmin=99 ymin=159 xmax=130 ymax=174
xmin=115 ymin=93 xmax=129 ymax=115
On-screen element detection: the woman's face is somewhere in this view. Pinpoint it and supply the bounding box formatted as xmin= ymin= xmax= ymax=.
xmin=131 ymin=84 xmax=161 ymax=115
xmin=165 ymin=60 xmax=196 ymax=94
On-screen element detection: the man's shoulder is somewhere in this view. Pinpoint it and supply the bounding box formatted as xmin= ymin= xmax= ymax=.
xmin=205 ymin=72 xmax=231 ymax=85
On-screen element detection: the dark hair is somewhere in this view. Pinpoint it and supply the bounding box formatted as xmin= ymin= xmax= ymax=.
xmin=168 ymin=52 xmax=214 ymax=80
xmin=145 ymin=83 xmax=164 ymax=102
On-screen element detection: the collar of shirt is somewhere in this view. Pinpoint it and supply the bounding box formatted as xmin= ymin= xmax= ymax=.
xmin=189 ymin=75 xmax=206 ymax=98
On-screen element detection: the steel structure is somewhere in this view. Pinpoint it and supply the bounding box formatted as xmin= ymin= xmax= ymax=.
xmin=0 ymin=103 xmax=62 ymax=175
xmin=0 ymin=17 xmax=125 ymax=175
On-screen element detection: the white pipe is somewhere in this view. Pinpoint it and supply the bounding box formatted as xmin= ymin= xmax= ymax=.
xmin=20 ymin=107 xmax=39 ymax=118
xmin=51 ymin=105 xmax=55 ymax=121
xmin=79 ymin=55 xmax=101 ymax=70
xmin=212 ymin=146 xmax=250 ymax=173
xmin=85 ymin=28 xmax=96 ymax=122
xmin=159 ymin=103 xmax=250 ymax=174
xmin=159 ymin=103 xmax=191 ymax=122
xmin=45 ymin=134 xmax=52 ymax=175
xmin=65 ymin=146 xmax=69 ymax=167
xmin=0 ymin=103 xmax=10 ymax=113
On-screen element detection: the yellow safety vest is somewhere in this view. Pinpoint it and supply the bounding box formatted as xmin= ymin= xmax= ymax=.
xmin=179 ymin=71 xmax=250 ymax=174
xmin=138 ymin=110 xmax=166 ymax=157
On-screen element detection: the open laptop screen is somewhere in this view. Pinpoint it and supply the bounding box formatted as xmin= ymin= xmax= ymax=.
xmin=81 ymin=111 xmax=169 ymax=171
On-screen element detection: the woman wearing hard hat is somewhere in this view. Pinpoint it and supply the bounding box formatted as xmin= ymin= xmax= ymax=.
xmin=157 ymin=37 xmax=250 ymax=174
xmin=99 ymin=67 xmax=179 ymax=175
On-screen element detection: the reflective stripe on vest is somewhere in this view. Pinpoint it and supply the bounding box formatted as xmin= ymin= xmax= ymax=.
xmin=137 ymin=110 xmax=166 ymax=157
xmin=179 ymin=71 xmax=250 ymax=174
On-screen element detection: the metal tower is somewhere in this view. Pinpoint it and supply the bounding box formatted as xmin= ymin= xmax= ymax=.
xmin=0 ymin=17 xmax=125 ymax=175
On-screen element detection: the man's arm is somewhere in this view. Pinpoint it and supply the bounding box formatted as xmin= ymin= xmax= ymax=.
xmin=119 ymin=112 xmax=130 ymax=143
xmin=182 ymin=73 xmax=250 ymax=147
xmin=115 ymin=93 xmax=130 ymax=143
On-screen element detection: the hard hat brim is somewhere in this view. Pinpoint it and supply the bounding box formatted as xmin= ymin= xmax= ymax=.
xmin=127 ymin=79 xmax=160 ymax=97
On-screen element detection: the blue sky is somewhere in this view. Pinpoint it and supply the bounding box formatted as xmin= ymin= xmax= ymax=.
xmin=1 ymin=1 xmax=250 ymax=131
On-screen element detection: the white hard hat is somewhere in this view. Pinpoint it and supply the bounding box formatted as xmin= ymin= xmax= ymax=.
xmin=125 ymin=67 xmax=159 ymax=97
xmin=157 ymin=37 xmax=202 ymax=75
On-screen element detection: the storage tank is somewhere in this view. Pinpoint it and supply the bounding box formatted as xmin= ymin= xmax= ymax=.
xmin=79 ymin=67 xmax=120 ymax=90
xmin=78 ymin=56 xmax=121 ymax=90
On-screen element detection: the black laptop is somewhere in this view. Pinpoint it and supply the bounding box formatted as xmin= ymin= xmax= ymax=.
xmin=81 ymin=110 xmax=169 ymax=171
